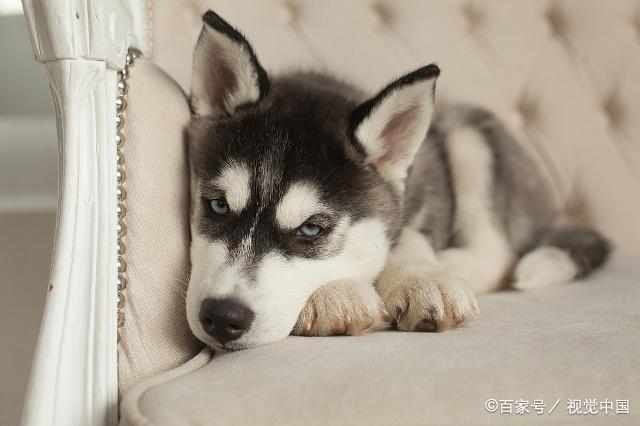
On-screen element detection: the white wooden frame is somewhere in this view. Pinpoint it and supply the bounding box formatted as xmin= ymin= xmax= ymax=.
xmin=20 ymin=1 xmax=151 ymax=425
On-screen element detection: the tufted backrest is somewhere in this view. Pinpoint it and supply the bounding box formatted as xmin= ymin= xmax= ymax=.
xmin=151 ymin=0 xmax=640 ymax=254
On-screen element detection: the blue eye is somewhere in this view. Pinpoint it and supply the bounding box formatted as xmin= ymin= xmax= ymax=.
xmin=297 ymin=223 xmax=323 ymax=237
xmin=208 ymin=198 xmax=229 ymax=215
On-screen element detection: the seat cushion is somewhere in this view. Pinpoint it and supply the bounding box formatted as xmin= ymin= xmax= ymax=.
xmin=118 ymin=58 xmax=202 ymax=393
xmin=120 ymin=256 xmax=639 ymax=425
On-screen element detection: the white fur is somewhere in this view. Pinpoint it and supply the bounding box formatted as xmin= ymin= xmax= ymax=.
xmin=377 ymin=227 xmax=479 ymax=331
xmin=187 ymin=218 xmax=390 ymax=349
xmin=384 ymin=227 xmax=438 ymax=270
xmin=275 ymin=181 xmax=326 ymax=229
xmin=437 ymin=128 xmax=513 ymax=293
xmin=214 ymin=162 xmax=251 ymax=212
xmin=513 ymin=247 xmax=578 ymax=290
xmin=354 ymin=78 xmax=436 ymax=191
xmin=191 ymin=25 xmax=261 ymax=116
xmin=292 ymin=278 xmax=387 ymax=336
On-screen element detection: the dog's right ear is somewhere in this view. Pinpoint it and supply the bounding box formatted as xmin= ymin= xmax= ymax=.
xmin=349 ymin=65 xmax=440 ymax=192
xmin=190 ymin=10 xmax=270 ymax=118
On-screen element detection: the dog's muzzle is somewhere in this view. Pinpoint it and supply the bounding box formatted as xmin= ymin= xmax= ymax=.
xmin=199 ymin=298 xmax=255 ymax=344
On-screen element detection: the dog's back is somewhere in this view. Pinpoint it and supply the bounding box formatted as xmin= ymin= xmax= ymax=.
xmin=406 ymin=103 xmax=609 ymax=291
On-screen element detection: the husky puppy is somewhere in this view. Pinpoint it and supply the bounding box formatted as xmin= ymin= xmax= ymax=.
xmin=185 ymin=10 xmax=610 ymax=350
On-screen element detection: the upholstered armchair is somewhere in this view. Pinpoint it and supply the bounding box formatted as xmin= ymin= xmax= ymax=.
xmin=21 ymin=1 xmax=639 ymax=425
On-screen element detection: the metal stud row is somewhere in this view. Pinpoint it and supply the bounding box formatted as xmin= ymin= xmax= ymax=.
xmin=117 ymin=48 xmax=140 ymax=340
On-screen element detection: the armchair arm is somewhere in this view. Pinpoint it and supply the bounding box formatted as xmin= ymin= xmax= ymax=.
xmin=20 ymin=1 xmax=151 ymax=425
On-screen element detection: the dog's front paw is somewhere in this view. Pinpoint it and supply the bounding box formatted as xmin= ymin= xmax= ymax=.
xmin=292 ymin=280 xmax=388 ymax=337
xmin=380 ymin=270 xmax=479 ymax=332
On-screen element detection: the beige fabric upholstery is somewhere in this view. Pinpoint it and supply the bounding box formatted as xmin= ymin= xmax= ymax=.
xmin=152 ymin=0 xmax=640 ymax=255
xmin=120 ymin=257 xmax=639 ymax=426
xmin=118 ymin=59 xmax=202 ymax=393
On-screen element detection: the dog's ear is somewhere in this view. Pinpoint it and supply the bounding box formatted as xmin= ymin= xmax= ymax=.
xmin=190 ymin=10 xmax=270 ymax=117
xmin=350 ymin=65 xmax=440 ymax=191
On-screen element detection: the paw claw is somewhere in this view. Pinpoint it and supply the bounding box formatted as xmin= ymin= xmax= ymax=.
xmin=331 ymin=321 xmax=347 ymax=335
xmin=381 ymin=271 xmax=479 ymax=333
xmin=413 ymin=318 xmax=438 ymax=332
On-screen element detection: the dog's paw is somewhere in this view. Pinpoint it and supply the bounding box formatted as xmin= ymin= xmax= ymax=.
xmin=291 ymin=280 xmax=389 ymax=337
xmin=380 ymin=270 xmax=479 ymax=332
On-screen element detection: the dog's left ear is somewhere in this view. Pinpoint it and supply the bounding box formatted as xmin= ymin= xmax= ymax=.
xmin=350 ymin=65 xmax=440 ymax=191
xmin=190 ymin=10 xmax=270 ymax=118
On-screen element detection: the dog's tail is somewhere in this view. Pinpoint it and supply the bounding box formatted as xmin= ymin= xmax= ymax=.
xmin=513 ymin=225 xmax=611 ymax=290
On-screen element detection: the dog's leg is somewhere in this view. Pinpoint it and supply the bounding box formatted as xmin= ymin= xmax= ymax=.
xmin=437 ymin=127 xmax=514 ymax=293
xmin=437 ymin=220 xmax=513 ymax=293
xmin=377 ymin=228 xmax=479 ymax=332
xmin=292 ymin=279 xmax=388 ymax=337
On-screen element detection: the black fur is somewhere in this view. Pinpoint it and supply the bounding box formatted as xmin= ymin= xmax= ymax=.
xmin=201 ymin=10 xmax=270 ymax=101
xmin=348 ymin=64 xmax=440 ymax=155
xmin=543 ymin=226 xmax=611 ymax=278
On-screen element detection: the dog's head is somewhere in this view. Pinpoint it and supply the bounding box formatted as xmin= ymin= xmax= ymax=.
xmin=186 ymin=10 xmax=439 ymax=350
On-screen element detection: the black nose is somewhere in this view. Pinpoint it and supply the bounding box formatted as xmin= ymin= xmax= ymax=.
xmin=199 ymin=298 xmax=255 ymax=344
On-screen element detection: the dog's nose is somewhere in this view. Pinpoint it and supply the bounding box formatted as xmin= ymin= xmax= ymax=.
xmin=199 ymin=298 xmax=254 ymax=344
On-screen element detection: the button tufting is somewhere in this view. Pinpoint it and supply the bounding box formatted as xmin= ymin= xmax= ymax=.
xmin=460 ymin=1 xmax=484 ymax=33
xmin=633 ymin=9 xmax=640 ymax=41
xmin=370 ymin=1 xmax=394 ymax=28
xmin=601 ymin=92 xmax=625 ymax=131
xmin=187 ymin=0 xmax=203 ymax=22
xmin=515 ymin=93 xmax=539 ymax=129
xmin=544 ymin=2 xmax=568 ymax=39
xmin=277 ymin=0 xmax=300 ymax=26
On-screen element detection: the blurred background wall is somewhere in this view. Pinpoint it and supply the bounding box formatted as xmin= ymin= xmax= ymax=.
xmin=0 ymin=1 xmax=56 ymax=424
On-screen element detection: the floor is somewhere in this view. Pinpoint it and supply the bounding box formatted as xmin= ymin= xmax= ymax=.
xmin=0 ymin=212 xmax=54 ymax=426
